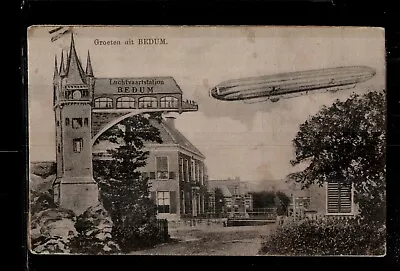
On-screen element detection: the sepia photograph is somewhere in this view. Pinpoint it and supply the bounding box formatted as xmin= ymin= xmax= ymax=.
xmin=28 ymin=26 xmax=386 ymax=256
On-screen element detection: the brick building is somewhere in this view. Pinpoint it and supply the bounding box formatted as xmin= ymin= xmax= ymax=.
xmin=93 ymin=115 xmax=208 ymax=221
xmin=207 ymin=177 xmax=253 ymax=214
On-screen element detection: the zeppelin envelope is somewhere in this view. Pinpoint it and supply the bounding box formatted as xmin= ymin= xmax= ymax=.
xmin=28 ymin=26 xmax=386 ymax=256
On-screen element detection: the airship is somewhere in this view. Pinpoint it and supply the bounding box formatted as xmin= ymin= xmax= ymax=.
xmin=210 ymin=66 xmax=376 ymax=103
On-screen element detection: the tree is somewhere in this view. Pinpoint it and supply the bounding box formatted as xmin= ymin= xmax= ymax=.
xmin=252 ymin=191 xmax=276 ymax=209
xmin=275 ymin=191 xmax=291 ymax=216
xmin=289 ymin=90 xmax=386 ymax=224
xmin=214 ymin=188 xmax=225 ymax=215
xmin=93 ymin=112 xmax=164 ymax=252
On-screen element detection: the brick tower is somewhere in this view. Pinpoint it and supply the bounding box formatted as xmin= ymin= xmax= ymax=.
xmin=52 ymin=33 xmax=98 ymax=214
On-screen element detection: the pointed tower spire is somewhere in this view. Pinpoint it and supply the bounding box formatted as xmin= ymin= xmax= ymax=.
xmin=66 ymin=32 xmax=86 ymax=84
xmin=53 ymin=55 xmax=59 ymax=78
xmin=86 ymin=50 xmax=93 ymax=76
xmin=59 ymin=50 xmax=66 ymax=76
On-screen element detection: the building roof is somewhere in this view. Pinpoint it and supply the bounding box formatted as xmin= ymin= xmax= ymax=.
xmin=208 ymin=178 xmax=251 ymax=195
xmin=65 ymin=33 xmax=87 ymax=85
xmin=146 ymin=118 xmax=205 ymax=159
xmin=93 ymin=117 xmax=205 ymax=160
xmin=207 ymin=184 xmax=232 ymax=197
xmin=94 ymin=77 xmax=183 ymax=95
xmin=86 ymin=51 xmax=94 ymax=76
xmin=219 ymin=186 xmax=232 ymax=197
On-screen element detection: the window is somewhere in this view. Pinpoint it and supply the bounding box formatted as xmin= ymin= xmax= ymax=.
xmin=327 ymin=182 xmax=352 ymax=214
xmin=181 ymin=191 xmax=185 ymax=214
xmin=200 ymin=164 xmax=203 ymax=185
xmin=65 ymin=118 xmax=70 ymax=126
xmin=160 ymin=96 xmax=179 ymax=108
xmin=73 ymin=138 xmax=83 ymax=153
xmin=179 ymin=158 xmax=184 ymax=182
xmin=149 ymin=172 xmax=156 ymax=180
xmin=64 ymin=90 xmax=72 ymax=100
xmin=57 ymin=144 xmax=61 ymax=153
xmin=196 ymin=162 xmax=200 ymax=183
xmin=185 ymin=159 xmax=189 ymax=182
xmin=72 ymin=118 xmax=83 ymax=129
xmin=156 ymin=156 xmax=168 ymax=180
xmin=157 ymin=191 xmax=170 ymax=213
xmin=56 ymin=120 xmax=60 ymax=126
xmin=82 ymin=90 xmax=89 ymax=98
xmin=94 ymin=97 xmax=113 ymax=108
xmin=191 ymin=160 xmax=195 ymax=182
xmin=138 ymin=97 xmax=157 ymax=109
xmin=116 ymin=96 xmax=135 ymax=108
xmin=84 ymin=118 xmax=89 ymax=127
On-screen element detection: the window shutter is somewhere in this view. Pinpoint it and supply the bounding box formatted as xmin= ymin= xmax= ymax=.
xmin=327 ymin=182 xmax=352 ymax=214
xmin=150 ymin=191 xmax=156 ymax=204
xmin=170 ymin=191 xmax=177 ymax=214
xmin=327 ymin=182 xmax=340 ymax=213
xmin=169 ymin=171 xmax=176 ymax=179
xmin=339 ymin=183 xmax=352 ymax=213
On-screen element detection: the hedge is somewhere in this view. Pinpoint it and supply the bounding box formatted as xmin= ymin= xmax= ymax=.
xmin=259 ymin=217 xmax=385 ymax=256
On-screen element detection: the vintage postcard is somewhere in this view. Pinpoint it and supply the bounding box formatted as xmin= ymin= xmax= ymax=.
xmin=28 ymin=26 xmax=386 ymax=255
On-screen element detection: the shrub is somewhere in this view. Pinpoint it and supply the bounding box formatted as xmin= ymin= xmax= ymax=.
xmin=259 ymin=217 xmax=386 ymax=256
xmin=69 ymin=204 xmax=120 ymax=254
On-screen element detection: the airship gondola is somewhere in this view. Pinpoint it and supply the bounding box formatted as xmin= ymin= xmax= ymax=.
xmin=210 ymin=66 xmax=376 ymax=103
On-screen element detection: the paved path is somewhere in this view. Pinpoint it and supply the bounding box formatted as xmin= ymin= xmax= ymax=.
xmin=130 ymin=223 xmax=277 ymax=256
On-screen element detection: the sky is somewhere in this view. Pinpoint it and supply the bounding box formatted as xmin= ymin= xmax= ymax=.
xmin=28 ymin=26 xmax=385 ymax=189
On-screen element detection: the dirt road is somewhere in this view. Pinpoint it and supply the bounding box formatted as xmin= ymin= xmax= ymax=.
xmin=130 ymin=223 xmax=277 ymax=256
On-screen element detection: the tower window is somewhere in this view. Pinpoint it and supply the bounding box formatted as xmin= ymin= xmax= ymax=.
xmin=65 ymin=118 xmax=70 ymax=126
xmin=56 ymin=120 xmax=60 ymax=126
xmin=72 ymin=118 xmax=83 ymax=129
xmin=73 ymin=138 xmax=83 ymax=153
xmin=57 ymin=144 xmax=61 ymax=153
xmin=84 ymin=118 xmax=89 ymax=127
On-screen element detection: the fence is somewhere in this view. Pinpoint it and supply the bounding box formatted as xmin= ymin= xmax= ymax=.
xmin=247 ymin=207 xmax=277 ymax=219
xmin=181 ymin=212 xmax=229 ymax=219
xmin=156 ymin=219 xmax=169 ymax=242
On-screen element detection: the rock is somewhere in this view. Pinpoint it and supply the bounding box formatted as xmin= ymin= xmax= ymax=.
xmin=30 ymin=208 xmax=78 ymax=254
xmin=33 ymin=237 xmax=71 ymax=254
xmin=29 ymin=175 xmax=120 ymax=254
